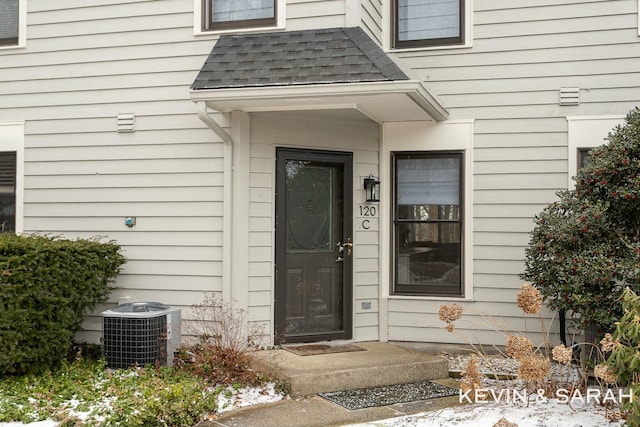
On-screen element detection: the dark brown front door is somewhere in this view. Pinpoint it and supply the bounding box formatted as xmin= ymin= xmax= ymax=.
xmin=275 ymin=148 xmax=353 ymax=343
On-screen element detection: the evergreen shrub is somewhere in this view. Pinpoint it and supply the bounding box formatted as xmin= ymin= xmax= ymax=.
xmin=0 ymin=234 xmax=125 ymax=375
xmin=604 ymin=288 xmax=640 ymax=426
xmin=522 ymin=107 xmax=640 ymax=333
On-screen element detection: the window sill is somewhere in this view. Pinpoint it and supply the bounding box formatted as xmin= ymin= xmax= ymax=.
xmin=0 ymin=44 xmax=25 ymax=51
xmin=194 ymin=24 xmax=285 ymax=37
xmin=387 ymin=41 xmax=473 ymax=53
xmin=386 ymin=294 xmax=473 ymax=302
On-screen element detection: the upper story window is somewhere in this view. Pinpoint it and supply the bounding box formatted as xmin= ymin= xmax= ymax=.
xmin=0 ymin=0 xmax=19 ymax=46
xmin=392 ymin=0 xmax=465 ymax=49
xmin=204 ymin=0 xmax=276 ymax=31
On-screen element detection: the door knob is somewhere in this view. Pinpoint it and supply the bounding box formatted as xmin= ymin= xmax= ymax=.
xmin=336 ymin=238 xmax=353 ymax=256
xmin=343 ymin=237 xmax=353 ymax=256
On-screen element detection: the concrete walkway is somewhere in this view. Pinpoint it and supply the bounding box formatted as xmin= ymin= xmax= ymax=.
xmin=196 ymin=342 xmax=460 ymax=427
xmin=199 ymin=380 xmax=461 ymax=427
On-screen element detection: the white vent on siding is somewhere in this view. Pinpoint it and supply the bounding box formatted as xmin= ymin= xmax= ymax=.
xmin=559 ymin=88 xmax=580 ymax=106
xmin=117 ymin=113 xmax=135 ymax=132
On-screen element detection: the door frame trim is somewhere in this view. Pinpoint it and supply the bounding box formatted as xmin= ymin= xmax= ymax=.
xmin=274 ymin=147 xmax=354 ymax=343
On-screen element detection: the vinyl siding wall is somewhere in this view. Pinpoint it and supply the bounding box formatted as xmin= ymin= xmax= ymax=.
xmin=385 ymin=0 xmax=640 ymax=345
xmin=287 ymin=0 xmax=347 ymax=30
xmin=360 ymin=0 xmax=383 ymax=45
xmin=0 ymin=0 xmax=352 ymax=343
xmin=2 ymin=0 xmax=639 ymax=346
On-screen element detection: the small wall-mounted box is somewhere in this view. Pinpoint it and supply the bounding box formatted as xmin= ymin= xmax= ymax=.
xmin=125 ymin=216 xmax=136 ymax=228
xmin=118 ymin=296 xmax=132 ymax=306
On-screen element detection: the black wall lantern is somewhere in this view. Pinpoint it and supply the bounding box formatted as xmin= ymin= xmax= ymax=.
xmin=363 ymin=174 xmax=380 ymax=202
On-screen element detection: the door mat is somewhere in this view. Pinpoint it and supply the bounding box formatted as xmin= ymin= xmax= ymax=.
xmin=284 ymin=344 xmax=365 ymax=356
xmin=319 ymin=381 xmax=459 ymax=410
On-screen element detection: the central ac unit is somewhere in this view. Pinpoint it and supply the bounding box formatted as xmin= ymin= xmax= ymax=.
xmin=102 ymin=302 xmax=181 ymax=369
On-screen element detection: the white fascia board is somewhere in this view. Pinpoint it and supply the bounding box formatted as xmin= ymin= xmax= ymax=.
xmin=190 ymin=80 xmax=448 ymax=123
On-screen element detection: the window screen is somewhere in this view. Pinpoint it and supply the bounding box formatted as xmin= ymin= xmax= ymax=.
xmin=394 ymin=0 xmax=464 ymax=48
xmin=206 ymin=0 xmax=276 ymax=30
xmin=393 ymin=152 xmax=464 ymax=296
xmin=0 ymin=152 xmax=16 ymax=233
xmin=0 ymin=0 xmax=18 ymax=46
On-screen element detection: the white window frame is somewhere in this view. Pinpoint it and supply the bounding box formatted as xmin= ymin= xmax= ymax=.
xmin=392 ymin=150 xmax=465 ymax=297
xmin=566 ymin=116 xmax=624 ymax=189
xmin=385 ymin=0 xmax=473 ymax=51
xmin=193 ymin=0 xmax=286 ymax=36
xmin=381 ymin=120 xmax=474 ymax=301
xmin=0 ymin=0 xmax=26 ymax=50
xmin=0 ymin=122 xmax=24 ymax=233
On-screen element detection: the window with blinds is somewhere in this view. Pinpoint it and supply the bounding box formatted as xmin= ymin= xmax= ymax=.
xmin=393 ymin=0 xmax=464 ymax=48
xmin=392 ymin=151 xmax=464 ymax=296
xmin=0 ymin=0 xmax=18 ymax=46
xmin=204 ymin=0 xmax=276 ymax=31
xmin=0 ymin=152 xmax=16 ymax=233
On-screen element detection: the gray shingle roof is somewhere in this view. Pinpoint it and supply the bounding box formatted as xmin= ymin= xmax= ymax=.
xmin=191 ymin=27 xmax=409 ymax=90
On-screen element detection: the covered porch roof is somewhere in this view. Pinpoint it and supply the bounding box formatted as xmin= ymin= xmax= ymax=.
xmin=190 ymin=27 xmax=448 ymax=123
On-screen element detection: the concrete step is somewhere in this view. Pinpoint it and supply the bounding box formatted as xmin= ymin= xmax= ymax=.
xmin=251 ymin=342 xmax=449 ymax=397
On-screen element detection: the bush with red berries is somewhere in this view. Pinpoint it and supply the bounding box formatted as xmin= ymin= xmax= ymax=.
xmin=522 ymin=107 xmax=640 ymax=333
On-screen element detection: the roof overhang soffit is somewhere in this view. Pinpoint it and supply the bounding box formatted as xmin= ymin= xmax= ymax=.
xmin=189 ymin=80 xmax=449 ymax=124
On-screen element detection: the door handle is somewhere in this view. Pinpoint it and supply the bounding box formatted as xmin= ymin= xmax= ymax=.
xmin=343 ymin=237 xmax=353 ymax=256
xmin=336 ymin=238 xmax=353 ymax=256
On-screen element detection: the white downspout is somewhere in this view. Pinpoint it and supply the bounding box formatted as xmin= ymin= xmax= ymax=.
xmin=196 ymin=101 xmax=234 ymax=304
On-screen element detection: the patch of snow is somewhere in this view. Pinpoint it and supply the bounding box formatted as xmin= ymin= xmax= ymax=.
xmin=447 ymin=353 xmax=520 ymax=377
xmin=347 ymin=398 xmax=625 ymax=427
xmin=216 ymin=382 xmax=285 ymax=414
xmin=0 ymin=383 xmax=284 ymax=427
xmin=0 ymin=355 xmax=625 ymax=427
xmin=446 ymin=353 xmax=583 ymax=386
xmin=0 ymin=422 xmax=58 ymax=427
xmin=345 ymin=353 xmax=624 ymax=427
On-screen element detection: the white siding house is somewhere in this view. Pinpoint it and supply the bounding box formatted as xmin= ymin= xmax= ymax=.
xmin=0 ymin=0 xmax=638 ymax=347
